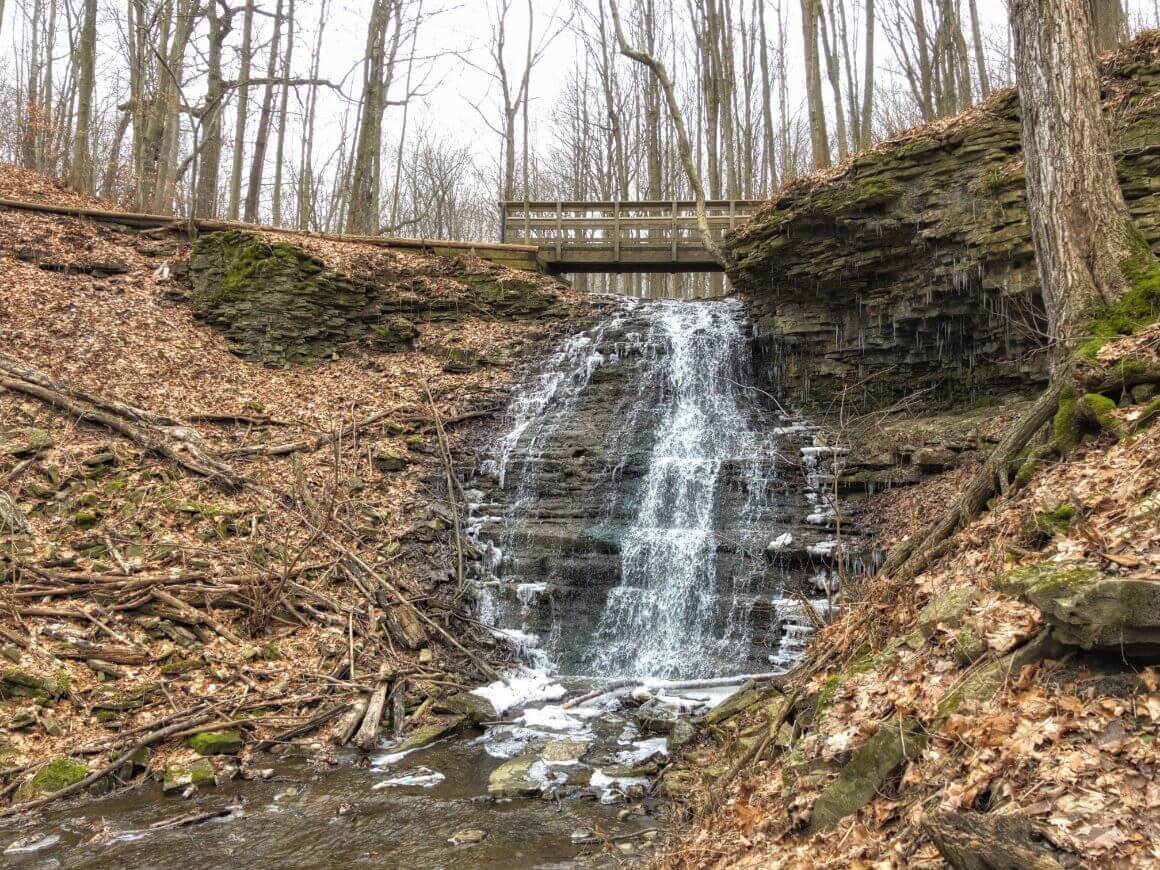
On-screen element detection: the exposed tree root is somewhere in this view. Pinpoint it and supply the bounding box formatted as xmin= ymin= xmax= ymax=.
xmin=879 ymin=381 xmax=1065 ymax=583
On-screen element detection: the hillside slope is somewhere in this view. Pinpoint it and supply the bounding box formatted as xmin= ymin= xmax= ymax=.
xmin=0 ymin=165 xmax=590 ymax=805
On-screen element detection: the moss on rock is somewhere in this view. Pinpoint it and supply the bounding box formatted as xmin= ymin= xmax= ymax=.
xmin=20 ymin=757 xmax=88 ymax=798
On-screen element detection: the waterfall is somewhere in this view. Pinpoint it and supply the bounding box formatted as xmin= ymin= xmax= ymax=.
xmin=471 ymin=297 xmax=846 ymax=682
xmin=586 ymin=302 xmax=763 ymax=679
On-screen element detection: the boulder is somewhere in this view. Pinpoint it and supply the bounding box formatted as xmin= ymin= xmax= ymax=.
xmin=2 ymin=427 xmax=52 ymax=457
xmin=368 ymin=316 xmax=418 ymax=351
xmin=434 ymin=692 xmax=497 ymax=725
xmin=1001 ymin=562 xmax=1160 ymax=653
xmin=17 ymin=758 xmax=88 ymax=799
xmin=540 ymin=738 xmax=590 ymax=764
xmin=806 ymin=720 xmax=927 ymax=834
xmin=667 ymin=717 xmax=697 ymax=751
xmin=163 ymin=758 xmax=216 ymax=794
xmin=916 ymin=587 xmax=980 ymax=639
xmin=187 ymin=729 xmax=243 ymax=755
xmin=487 ymin=754 xmax=543 ymax=798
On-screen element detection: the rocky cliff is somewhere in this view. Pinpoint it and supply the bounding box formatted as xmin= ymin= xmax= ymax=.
xmin=728 ymin=37 xmax=1160 ymax=412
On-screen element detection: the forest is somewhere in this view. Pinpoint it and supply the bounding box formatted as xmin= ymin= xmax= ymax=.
xmin=1 ymin=0 xmax=1159 ymax=868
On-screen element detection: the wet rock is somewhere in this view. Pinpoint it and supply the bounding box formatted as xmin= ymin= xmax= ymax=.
xmin=924 ymin=810 xmax=1081 ymax=869
xmin=633 ymin=700 xmax=678 ymax=735
xmin=541 ymin=737 xmax=590 ymax=764
xmin=390 ymin=716 xmax=466 ymax=754
xmin=1001 ymin=562 xmax=1160 ymax=653
xmin=448 ymin=829 xmax=486 ymax=846
xmin=163 ymin=758 xmax=216 ymax=794
xmin=806 ymin=720 xmax=927 ymax=834
xmin=487 ymin=754 xmax=543 ymax=798
xmin=187 ymin=729 xmax=243 ymax=755
xmin=434 ymin=692 xmax=496 ymax=724
xmin=667 ymin=717 xmax=697 ymax=751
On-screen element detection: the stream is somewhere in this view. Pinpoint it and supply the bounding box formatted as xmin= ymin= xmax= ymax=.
xmin=1 ymin=297 xmax=850 ymax=868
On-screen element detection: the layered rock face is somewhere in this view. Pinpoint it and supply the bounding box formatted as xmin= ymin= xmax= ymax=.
xmin=727 ymin=41 xmax=1160 ymax=411
xmin=469 ymin=299 xmax=849 ymax=679
xmin=169 ymin=230 xmax=569 ymax=364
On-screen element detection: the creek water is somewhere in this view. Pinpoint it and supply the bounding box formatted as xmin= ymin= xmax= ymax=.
xmin=1 ymin=298 xmax=848 ymax=868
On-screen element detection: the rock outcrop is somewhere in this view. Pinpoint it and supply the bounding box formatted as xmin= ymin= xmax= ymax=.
xmin=1001 ymin=562 xmax=1160 ymax=654
xmin=727 ymin=39 xmax=1160 ymax=412
xmin=170 ymin=230 xmax=569 ymax=364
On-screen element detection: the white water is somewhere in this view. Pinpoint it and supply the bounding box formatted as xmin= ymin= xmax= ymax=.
xmin=587 ymin=301 xmax=767 ymax=678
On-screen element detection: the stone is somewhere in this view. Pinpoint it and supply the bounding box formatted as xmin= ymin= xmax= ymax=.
xmin=540 ymin=738 xmax=590 ymax=764
xmin=917 ymin=587 xmax=980 ymax=639
xmin=163 ymin=758 xmax=216 ymax=794
xmin=667 ymin=717 xmax=697 ymax=751
xmin=937 ymin=630 xmax=1063 ymax=717
xmin=187 ymin=730 xmax=243 ymax=755
xmin=448 ymin=829 xmax=486 ymax=846
xmin=487 ymin=755 xmax=543 ymax=798
xmin=433 ymin=692 xmax=496 ymax=724
xmin=2 ymin=427 xmax=52 ymax=457
xmin=17 ymin=758 xmax=88 ymax=799
xmin=391 ymin=717 xmax=466 ymax=754
xmin=806 ymin=720 xmax=927 ymax=834
xmin=1131 ymin=383 xmax=1157 ymax=403
xmin=911 ymin=446 xmax=958 ymax=471
xmin=1001 ymin=562 xmax=1160 ymax=652
xmin=368 ymin=316 xmax=418 ymax=351
xmin=633 ymin=700 xmax=678 ymax=735
xmin=372 ymin=449 xmax=412 ymax=473
xmin=1 ymin=669 xmax=68 ymax=702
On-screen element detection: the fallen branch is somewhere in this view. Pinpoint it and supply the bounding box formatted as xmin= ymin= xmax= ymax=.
xmin=0 ymin=710 xmax=215 ymax=817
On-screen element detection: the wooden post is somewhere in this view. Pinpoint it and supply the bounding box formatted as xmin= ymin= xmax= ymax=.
xmin=555 ymin=200 xmax=562 ymax=260
xmin=498 ymin=202 xmax=507 ymax=243
xmin=729 ymin=199 xmax=736 ymax=231
xmin=671 ymin=200 xmax=678 ymax=262
xmin=613 ymin=201 xmax=621 ymax=262
xmin=522 ymin=202 xmax=530 ymax=244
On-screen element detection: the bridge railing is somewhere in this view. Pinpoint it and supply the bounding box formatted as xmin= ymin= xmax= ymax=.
xmin=498 ymin=200 xmax=762 ymax=264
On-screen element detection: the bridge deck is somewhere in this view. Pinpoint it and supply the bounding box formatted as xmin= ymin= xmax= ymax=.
xmin=500 ymin=200 xmax=762 ymax=273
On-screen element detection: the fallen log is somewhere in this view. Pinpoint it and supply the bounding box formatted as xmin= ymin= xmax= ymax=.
xmin=352 ymin=667 xmax=393 ymax=752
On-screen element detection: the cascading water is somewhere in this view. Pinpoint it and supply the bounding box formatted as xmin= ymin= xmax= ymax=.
xmin=587 ymin=303 xmax=764 ymax=679
xmin=470 ymin=297 xmax=849 ymax=681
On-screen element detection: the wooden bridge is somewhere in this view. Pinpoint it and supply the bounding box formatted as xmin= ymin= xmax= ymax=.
xmin=499 ymin=200 xmax=762 ymax=273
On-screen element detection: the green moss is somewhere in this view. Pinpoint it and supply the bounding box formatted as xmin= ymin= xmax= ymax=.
xmin=1015 ymin=458 xmax=1040 ymax=488
xmin=1033 ymin=502 xmax=1078 ymax=537
xmin=1078 ymin=243 xmax=1160 ymax=360
xmin=73 ymin=510 xmax=101 ymax=528
xmin=187 ymin=729 xmax=242 ymax=755
xmin=1052 ymin=388 xmax=1081 ymax=454
xmin=28 ymin=758 xmax=88 ymax=794
xmin=1081 ymin=392 xmax=1121 ymax=434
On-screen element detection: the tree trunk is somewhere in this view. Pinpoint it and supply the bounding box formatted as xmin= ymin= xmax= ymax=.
xmin=801 ymin=0 xmax=831 ymax=168
xmin=757 ymin=0 xmax=778 ymax=190
xmin=860 ymin=0 xmax=875 ymax=148
xmin=244 ymin=0 xmax=285 ymax=223
xmin=1011 ymin=0 xmax=1142 ymax=359
xmin=196 ymin=0 xmax=226 ymax=218
xmin=968 ymin=0 xmax=991 ymax=98
xmin=1090 ymin=0 xmax=1125 ymax=52
xmin=272 ymin=0 xmax=296 ymax=226
xmin=228 ymin=0 xmax=254 ymax=220
xmin=69 ymin=0 xmax=97 ymax=193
